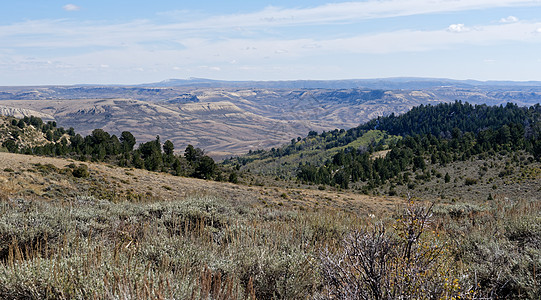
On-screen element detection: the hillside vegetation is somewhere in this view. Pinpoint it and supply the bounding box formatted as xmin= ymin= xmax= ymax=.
xmin=0 ymin=101 xmax=540 ymax=299
xmin=1 ymin=115 xmax=237 ymax=183
xmin=224 ymin=129 xmax=401 ymax=179
xmin=0 ymin=163 xmax=539 ymax=298
xmin=236 ymin=102 xmax=540 ymax=198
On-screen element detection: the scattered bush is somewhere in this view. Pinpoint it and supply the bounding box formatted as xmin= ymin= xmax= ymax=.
xmin=72 ymin=164 xmax=89 ymax=178
xmin=0 ymin=181 xmax=538 ymax=299
xmin=0 ymin=196 xmax=322 ymax=299
xmin=228 ymin=172 xmax=239 ymax=184
xmin=464 ymin=177 xmax=478 ymax=185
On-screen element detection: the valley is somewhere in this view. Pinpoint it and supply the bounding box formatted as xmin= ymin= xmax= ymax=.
xmin=1 ymin=79 xmax=540 ymax=158
xmin=3 ymin=0 xmax=541 ymax=297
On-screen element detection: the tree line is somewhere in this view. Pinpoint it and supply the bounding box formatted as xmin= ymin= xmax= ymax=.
xmin=297 ymin=101 xmax=541 ymax=189
xmin=2 ymin=116 xmax=238 ymax=182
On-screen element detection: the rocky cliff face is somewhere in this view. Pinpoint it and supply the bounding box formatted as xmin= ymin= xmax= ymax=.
xmin=0 ymin=105 xmax=54 ymax=120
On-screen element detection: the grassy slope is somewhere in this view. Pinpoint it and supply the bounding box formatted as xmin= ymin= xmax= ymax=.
xmin=234 ymin=126 xmax=540 ymax=207
xmin=235 ymin=130 xmax=400 ymax=178
xmin=0 ymin=152 xmax=398 ymax=299
xmin=0 ymin=152 xmax=400 ymax=215
xmin=0 ymin=152 xmax=539 ymax=298
xmin=233 ymin=101 xmax=541 ymax=205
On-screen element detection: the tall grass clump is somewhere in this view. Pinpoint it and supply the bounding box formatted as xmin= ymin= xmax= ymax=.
xmin=444 ymin=198 xmax=541 ymax=299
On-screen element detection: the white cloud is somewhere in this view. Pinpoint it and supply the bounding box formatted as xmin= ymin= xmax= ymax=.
xmin=63 ymin=4 xmax=81 ymax=12
xmin=159 ymin=0 xmax=541 ymax=30
xmin=49 ymin=20 xmax=541 ymax=74
xmin=447 ymin=24 xmax=469 ymax=33
xmin=2 ymin=1 xmax=540 ymax=49
xmin=199 ymin=66 xmax=221 ymax=71
xmin=328 ymin=22 xmax=541 ymax=53
xmin=302 ymin=44 xmax=322 ymax=49
xmin=500 ymin=16 xmax=519 ymax=23
xmin=3 ymin=0 xmax=541 ymax=84
xmin=3 ymin=18 xmax=541 ymax=66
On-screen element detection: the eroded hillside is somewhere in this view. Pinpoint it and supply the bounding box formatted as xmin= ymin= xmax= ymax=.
xmin=1 ymin=84 xmax=540 ymax=157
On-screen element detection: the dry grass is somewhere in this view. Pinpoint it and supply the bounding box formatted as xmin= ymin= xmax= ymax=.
xmin=0 ymin=152 xmax=401 ymax=214
xmin=0 ymin=193 xmax=364 ymax=299
xmin=0 ymin=152 xmax=539 ymax=299
xmin=357 ymin=152 xmax=541 ymax=204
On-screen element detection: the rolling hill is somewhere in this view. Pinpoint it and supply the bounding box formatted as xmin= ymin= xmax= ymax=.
xmin=231 ymin=101 xmax=541 ymax=203
xmin=1 ymin=79 xmax=541 ymax=158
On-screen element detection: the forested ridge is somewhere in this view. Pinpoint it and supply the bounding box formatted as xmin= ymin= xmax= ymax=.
xmin=295 ymin=101 xmax=541 ymax=189
xmin=359 ymin=101 xmax=540 ymax=137
xmin=3 ymin=101 xmax=540 ymax=189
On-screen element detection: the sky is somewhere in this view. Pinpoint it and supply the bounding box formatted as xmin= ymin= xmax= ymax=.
xmin=1 ymin=0 xmax=541 ymax=85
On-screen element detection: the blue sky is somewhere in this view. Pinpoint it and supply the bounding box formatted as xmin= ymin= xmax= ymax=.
xmin=1 ymin=0 xmax=541 ymax=85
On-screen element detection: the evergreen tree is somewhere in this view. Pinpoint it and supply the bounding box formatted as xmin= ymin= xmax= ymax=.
xmin=444 ymin=172 xmax=451 ymax=183
xmin=145 ymin=150 xmax=163 ymax=171
xmin=194 ymin=156 xmax=216 ymax=179
xmin=163 ymin=140 xmax=174 ymax=156
xmin=90 ymin=129 xmax=110 ymax=146
xmin=120 ymin=131 xmax=136 ymax=153
xmin=185 ymin=144 xmax=197 ymax=162
xmin=108 ymin=135 xmax=122 ymax=156
xmin=2 ymin=140 xmax=18 ymax=153
xmin=132 ymin=151 xmax=144 ymax=169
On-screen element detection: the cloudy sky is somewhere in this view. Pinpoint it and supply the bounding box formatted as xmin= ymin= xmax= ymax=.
xmin=1 ymin=0 xmax=541 ymax=85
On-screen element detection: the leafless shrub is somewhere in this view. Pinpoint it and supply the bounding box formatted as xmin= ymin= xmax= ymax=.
xmin=317 ymin=201 xmax=463 ymax=300
xmin=318 ymin=224 xmax=394 ymax=299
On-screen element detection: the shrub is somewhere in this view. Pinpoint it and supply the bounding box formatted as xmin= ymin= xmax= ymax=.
xmin=464 ymin=177 xmax=478 ymax=185
xmin=443 ymin=199 xmax=541 ymax=299
xmin=72 ymin=164 xmax=89 ymax=178
xmin=317 ymin=201 xmax=464 ymax=299
xmin=0 ymin=196 xmax=323 ymax=299
xmin=228 ymin=172 xmax=239 ymax=184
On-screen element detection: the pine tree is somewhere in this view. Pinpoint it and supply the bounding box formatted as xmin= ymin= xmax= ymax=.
xmin=444 ymin=172 xmax=451 ymax=183
xmin=120 ymin=131 xmax=136 ymax=153
xmin=163 ymin=140 xmax=174 ymax=156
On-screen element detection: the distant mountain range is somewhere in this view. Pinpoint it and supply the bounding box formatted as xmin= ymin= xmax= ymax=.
xmin=146 ymin=77 xmax=541 ymax=90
